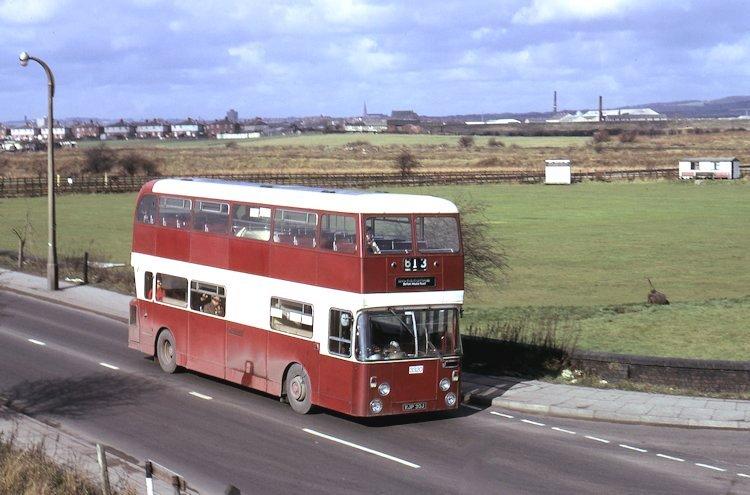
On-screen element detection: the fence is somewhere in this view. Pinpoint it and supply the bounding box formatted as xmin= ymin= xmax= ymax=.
xmin=2 ymin=166 xmax=746 ymax=198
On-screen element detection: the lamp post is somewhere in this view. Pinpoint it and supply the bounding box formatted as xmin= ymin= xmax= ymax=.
xmin=19 ymin=51 xmax=58 ymax=290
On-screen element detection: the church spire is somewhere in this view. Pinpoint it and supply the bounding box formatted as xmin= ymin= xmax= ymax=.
xmin=363 ymin=101 xmax=368 ymax=117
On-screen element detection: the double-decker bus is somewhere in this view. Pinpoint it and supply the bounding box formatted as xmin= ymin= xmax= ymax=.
xmin=128 ymin=178 xmax=463 ymax=416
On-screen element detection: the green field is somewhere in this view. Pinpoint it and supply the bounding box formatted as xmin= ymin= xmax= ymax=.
xmin=76 ymin=133 xmax=589 ymax=150
xmin=1 ymin=180 xmax=748 ymax=359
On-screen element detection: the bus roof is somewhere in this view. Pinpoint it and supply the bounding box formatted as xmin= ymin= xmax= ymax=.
xmin=150 ymin=178 xmax=459 ymax=214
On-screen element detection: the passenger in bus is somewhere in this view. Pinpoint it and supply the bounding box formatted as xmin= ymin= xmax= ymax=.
xmin=148 ymin=279 xmax=165 ymax=301
xmin=203 ymin=296 xmax=224 ymax=316
xmin=365 ymin=228 xmax=381 ymax=254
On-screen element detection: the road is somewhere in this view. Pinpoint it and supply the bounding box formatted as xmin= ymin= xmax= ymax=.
xmin=1 ymin=289 xmax=749 ymax=494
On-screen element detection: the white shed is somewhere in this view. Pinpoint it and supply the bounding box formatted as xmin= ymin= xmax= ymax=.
xmin=545 ymin=159 xmax=572 ymax=185
xmin=678 ymin=157 xmax=741 ymax=180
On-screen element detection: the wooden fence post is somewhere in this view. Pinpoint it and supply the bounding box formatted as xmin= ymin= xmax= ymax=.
xmin=96 ymin=444 xmax=112 ymax=495
xmin=83 ymin=251 xmax=89 ymax=285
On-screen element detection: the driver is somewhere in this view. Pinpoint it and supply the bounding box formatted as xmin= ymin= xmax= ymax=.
xmin=385 ymin=340 xmax=406 ymax=360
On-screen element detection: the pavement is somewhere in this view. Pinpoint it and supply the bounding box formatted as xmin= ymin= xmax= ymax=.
xmin=2 ymin=267 xmax=749 ymax=430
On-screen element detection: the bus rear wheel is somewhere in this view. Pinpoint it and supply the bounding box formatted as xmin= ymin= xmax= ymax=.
xmin=286 ymin=364 xmax=312 ymax=414
xmin=156 ymin=330 xmax=178 ymax=374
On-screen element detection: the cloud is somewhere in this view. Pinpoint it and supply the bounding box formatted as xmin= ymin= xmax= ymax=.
xmin=512 ymin=0 xmax=638 ymax=25
xmin=330 ymin=37 xmax=402 ymax=75
xmin=0 ymin=0 xmax=64 ymax=23
xmin=228 ymin=42 xmax=266 ymax=65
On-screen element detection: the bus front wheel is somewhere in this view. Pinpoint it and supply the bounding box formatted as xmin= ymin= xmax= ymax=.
xmin=156 ymin=329 xmax=178 ymax=374
xmin=286 ymin=364 xmax=312 ymax=414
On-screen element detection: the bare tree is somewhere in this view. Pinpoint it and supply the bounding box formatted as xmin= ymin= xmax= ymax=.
xmin=456 ymin=198 xmax=508 ymax=294
xmin=11 ymin=211 xmax=34 ymax=269
xmin=395 ymin=149 xmax=419 ymax=177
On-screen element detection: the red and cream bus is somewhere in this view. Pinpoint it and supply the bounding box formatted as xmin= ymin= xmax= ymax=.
xmin=128 ymin=178 xmax=463 ymax=416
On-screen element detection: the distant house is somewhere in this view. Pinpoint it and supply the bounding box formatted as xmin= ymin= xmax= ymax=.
xmin=40 ymin=126 xmax=73 ymax=140
xmin=72 ymin=122 xmax=104 ymax=140
xmin=9 ymin=127 xmax=39 ymax=142
xmin=678 ymin=157 xmax=741 ymax=180
xmin=103 ymin=121 xmax=136 ymax=139
xmin=387 ymin=110 xmax=421 ymax=133
xmin=344 ymin=117 xmax=387 ymax=133
xmin=136 ymin=121 xmax=170 ymax=139
xmin=205 ymin=118 xmax=239 ymax=138
xmin=171 ymin=119 xmax=205 ymax=138
xmin=239 ymin=118 xmax=268 ymax=135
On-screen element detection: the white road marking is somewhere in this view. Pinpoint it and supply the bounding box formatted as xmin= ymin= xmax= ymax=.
xmin=99 ymin=362 xmax=119 ymax=370
xmin=189 ymin=391 xmax=213 ymax=400
xmin=585 ymin=435 xmax=610 ymax=444
xmin=551 ymin=427 xmax=576 ymax=435
xmin=695 ymin=463 xmax=726 ymax=472
xmin=521 ymin=419 xmax=546 ymax=427
xmin=303 ymin=428 xmax=420 ymax=469
xmin=462 ymin=404 xmax=483 ymax=411
xmin=490 ymin=412 xmax=514 ymax=419
xmin=28 ymin=338 xmax=46 ymax=346
xmin=656 ymin=454 xmax=685 ymax=462
xmin=738 ymin=473 xmax=750 ymax=478
xmin=619 ymin=444 xmax=648 ymax=453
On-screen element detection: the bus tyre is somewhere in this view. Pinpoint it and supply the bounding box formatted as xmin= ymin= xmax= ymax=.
xmin=286 ymin=364 xmax=312 ymax=414
xmin=156 ymin=330 xmax=178 ymax=374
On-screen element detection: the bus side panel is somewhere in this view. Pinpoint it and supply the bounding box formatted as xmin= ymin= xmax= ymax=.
xmin=361 ymin=257 xmax=388 ymax=293
xmin=269 ymin=245 xmax=318 ymax=287
xmin=132 ymin=224 xmax=156 ymax=256
xmin=155 ymin=228 xmax=190 ymax=262
xmin=441 ymin=255 xmax=464 ymax=291
xmin=225 ymin=323 xmax=269 ymax=392
xmin=149 ymin=303 xmax=189 ymax=366
xmin=190 ymin=232 xmax=229 ymax=269
xmin=318 ymin=356 xmax=354 ymax=414
xmin=317 ymin=252 xmax=360 ymax=293
xmin=228 ymin=239 xmax=270 ymax=276
xmin=265 ymin=333 xmax=319 ymax=399
xmin=187 ymin=312 xmax=227 ymax=378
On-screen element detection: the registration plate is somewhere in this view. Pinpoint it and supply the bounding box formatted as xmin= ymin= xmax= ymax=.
xmin=402 ymin=402 xmax=427 ymax=412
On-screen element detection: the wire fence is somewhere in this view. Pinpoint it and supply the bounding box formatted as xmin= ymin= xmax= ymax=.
xmin=0 ymin=166 xmax=744 ymax=198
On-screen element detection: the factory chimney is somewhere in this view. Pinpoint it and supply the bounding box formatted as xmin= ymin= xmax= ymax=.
xmin=553 ymin=91 xmax=557 ymax=113
xmin=598 ymin=96 xmax=603 ymax=122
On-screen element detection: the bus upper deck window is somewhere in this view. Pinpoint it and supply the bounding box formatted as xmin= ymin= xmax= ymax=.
xmin=232 ymin=205 xmax=272 ymax=241
xmin=364 ymin=216 xmax=412 ymax=254
xmin=321 ymin=214 xmax=357 ymax=253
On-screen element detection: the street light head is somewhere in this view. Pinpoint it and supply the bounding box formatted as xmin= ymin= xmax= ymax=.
xmin=19 ymin=51 xmax=29 ymax=67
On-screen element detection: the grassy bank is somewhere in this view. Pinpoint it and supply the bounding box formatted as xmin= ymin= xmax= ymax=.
xmin=1 ymin=180 xmax=748 ymax=359
xmin=0 ymin=433 xmax=128 ymax=495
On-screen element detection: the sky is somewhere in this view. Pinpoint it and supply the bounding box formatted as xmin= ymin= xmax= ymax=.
xmin=1 ymin=0 xmax=750 ymax=121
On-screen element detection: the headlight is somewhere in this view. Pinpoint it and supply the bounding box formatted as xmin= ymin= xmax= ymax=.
xmin=378 ymin=382 xmax=391 ymax=396
xmin=445 ymin=392 xmax=457 ymax=407
xmin=439 ymin=378 xmax=451 ymax=392
xmin=370 ymin=399 xmax=383 ymax=414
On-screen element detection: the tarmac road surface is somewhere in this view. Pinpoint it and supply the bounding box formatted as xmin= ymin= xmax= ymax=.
xmin=1 ymin=289 xmax=749 ymax=494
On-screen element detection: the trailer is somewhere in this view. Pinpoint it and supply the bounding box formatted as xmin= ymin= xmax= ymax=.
xmin=678 ymin=157 xmax=741 ymax=180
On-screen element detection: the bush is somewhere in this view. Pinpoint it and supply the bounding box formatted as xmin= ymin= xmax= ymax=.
xmin=119 ymin=152 xmax=160 ymax=176
xmin=82 ymin=144 xmax=117 ymax=174
xmin=395 ymin=149 xmax=419 ymax=177
xmin=487 ymin=138 xmax=505 ymax=148
xmin=618 ymin=130 xmax=638 ymax=143
xmin=592 ymin=129 xmax=610 ymax=143
xmin=458 ymin=135 xmax=475 ymax=148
